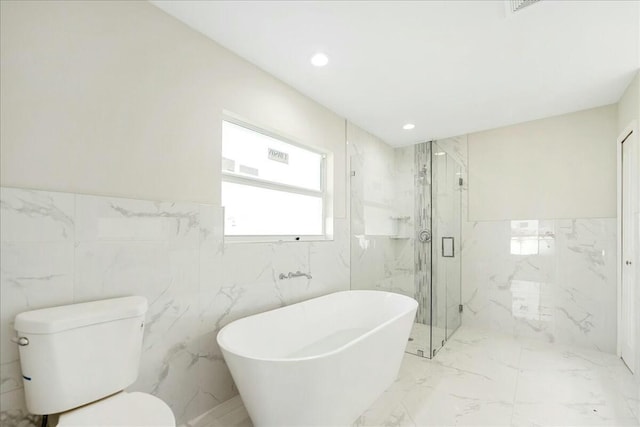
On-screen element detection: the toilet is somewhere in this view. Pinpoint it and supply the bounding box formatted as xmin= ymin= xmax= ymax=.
xmin=13 ymin=296 xmax=175 ymax=426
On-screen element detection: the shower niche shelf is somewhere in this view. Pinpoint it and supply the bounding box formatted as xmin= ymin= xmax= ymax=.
xmin=390 ymin=215 xmax=411 ymax=239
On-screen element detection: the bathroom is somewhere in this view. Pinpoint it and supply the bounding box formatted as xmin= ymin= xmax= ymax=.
xmin=0 ymin=1 xmax=639 ymax=426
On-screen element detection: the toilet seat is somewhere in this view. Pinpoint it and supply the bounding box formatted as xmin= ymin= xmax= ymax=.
xmin=57 ymin=391 xmax=175 ymax=427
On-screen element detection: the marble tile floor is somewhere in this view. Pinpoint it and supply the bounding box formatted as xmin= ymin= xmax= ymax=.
xmin=406 ymin=322 xmax=431 ymax=357
xmin=405 ymin=323 xmax=451 ymax=358
xmin=185 ymin=326 xmax=639 ymax=427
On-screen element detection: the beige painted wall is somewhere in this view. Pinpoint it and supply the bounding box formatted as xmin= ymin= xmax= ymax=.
xmin=618 ymin=71 xmax=640 ymax=133
xmin=0 ymin=1 xmax=346 ymax=217
xmin=468 ymin=104 xmax=618 ymax=221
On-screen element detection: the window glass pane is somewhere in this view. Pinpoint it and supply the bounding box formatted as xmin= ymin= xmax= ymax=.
xmin=222 ymin=121 xmax=322 ymax=191
xmin=222 ymin=182 xmax=323 ymax=236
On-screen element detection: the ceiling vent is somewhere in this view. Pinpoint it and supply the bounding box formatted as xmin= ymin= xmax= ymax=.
xmin=506 ymin=0 xmax=541 ymax=14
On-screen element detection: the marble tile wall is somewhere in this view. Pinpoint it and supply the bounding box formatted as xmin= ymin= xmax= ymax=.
xmin=349 ymin=128 xmax=414 ymax=299
xmin=350 ymin=134 xmax=471 ymax=357
xmin=413 ymin=142 xmax=431 ymax=324
xmin=391 ymin=146 xmax=416 ymax=298
xmin=461 ymin=217 xmax=618 ymax=353
xmin=0 ymin=187 xmax=350 ymax=426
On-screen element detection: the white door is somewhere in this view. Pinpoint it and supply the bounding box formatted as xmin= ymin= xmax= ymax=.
xmin=620 ymin=126 xmax=638 ymax=373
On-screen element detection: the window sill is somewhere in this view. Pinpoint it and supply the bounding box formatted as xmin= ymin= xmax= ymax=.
xmin=224 ymin=235 xmax=334 ymax=244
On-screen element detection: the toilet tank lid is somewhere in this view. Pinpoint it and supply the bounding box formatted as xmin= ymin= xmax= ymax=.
xmin=14 ymin=296 xmax=148 ymax=334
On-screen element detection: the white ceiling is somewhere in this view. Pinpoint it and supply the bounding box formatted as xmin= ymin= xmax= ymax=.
xmin=151 ymin=0 xmax=640 ymax=147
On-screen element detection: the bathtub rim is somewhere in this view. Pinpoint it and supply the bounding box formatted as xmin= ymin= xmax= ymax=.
xmin=216 ymin=290 xmax=418 ymax=363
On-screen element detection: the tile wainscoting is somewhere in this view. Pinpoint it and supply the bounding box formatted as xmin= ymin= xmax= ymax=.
xmin=0 ymin=186 xmax=622 ymax=425
xmin=461 ymin=218 xmax=617 ymax=353
xmin=0 ymin=187 xmax=350 ymax=426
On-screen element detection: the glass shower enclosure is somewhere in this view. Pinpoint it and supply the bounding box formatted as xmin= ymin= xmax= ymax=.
xmin=350 ymin=137 xmax=465 ymax=358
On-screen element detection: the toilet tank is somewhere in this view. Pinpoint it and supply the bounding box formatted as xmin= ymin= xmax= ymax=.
xmin=14 ymin=296 xmax=148 ymax=415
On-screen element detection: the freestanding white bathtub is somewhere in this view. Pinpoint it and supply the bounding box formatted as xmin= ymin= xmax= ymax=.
xmin=216 ymin=290 xmax=418 ymax=427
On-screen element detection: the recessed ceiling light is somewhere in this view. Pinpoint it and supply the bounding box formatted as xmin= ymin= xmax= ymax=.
xmin=403 ymin=123 xmax=415 ymax=130
xmin=310 ymin=53 xmax=329 ymax=67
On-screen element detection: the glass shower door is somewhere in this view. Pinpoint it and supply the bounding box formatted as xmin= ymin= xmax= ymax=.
xmin=348 ymin=131 xmax=464 ymax=359
xmin=431 ymin=142 xmax=463 ymax=355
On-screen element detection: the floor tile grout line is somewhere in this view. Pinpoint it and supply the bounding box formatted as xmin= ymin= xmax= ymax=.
xmin=186 ymin=327 xmax=640 ymax=427
xmin=613 ymin=361 xmax=640 ymax=421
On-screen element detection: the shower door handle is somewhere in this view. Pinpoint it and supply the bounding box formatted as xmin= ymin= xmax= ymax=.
xmin=418 ymin=229 xmax=431 ymax=243
xmin=442 ymin=237 xmax=454 ymax=257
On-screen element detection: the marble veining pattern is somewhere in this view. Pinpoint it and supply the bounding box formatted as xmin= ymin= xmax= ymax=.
xmin=413 ymin=141 xmax=431 ymax=325
xmin=349 ymin=129 xmax=415 ymax=301
xmin=0 ymin=187 xmax=350 ymax=426
xmin=461 ymin=217 xmax=617 ymax=353
xmin=186 ymin=327 xmax=639 ymax=427
xmin=350 ymin=134 xmax=469 ymax=359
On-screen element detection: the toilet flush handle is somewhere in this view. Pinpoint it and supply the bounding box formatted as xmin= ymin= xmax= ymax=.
xmin=10 ymin=336 xmax=29 ymax=346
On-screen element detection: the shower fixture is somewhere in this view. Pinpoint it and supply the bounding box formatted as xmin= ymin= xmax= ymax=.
xmin=418 ymin=165 xmax=428 ymax=180
xmin=279 ymin=271 xmax=312 ymax=280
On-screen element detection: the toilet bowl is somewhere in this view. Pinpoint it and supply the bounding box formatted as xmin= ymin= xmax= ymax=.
xmin=56 ymin=392 xmax=175 ymax=427
xmin=13 ymin=296 xmax=176 ymax=427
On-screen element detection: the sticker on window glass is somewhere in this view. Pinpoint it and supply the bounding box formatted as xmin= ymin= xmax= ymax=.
xmin=222 ymin=157 xmax=236 ymax=173
xmin=268 ymin=148 xmax=289 ymax=164
xmin=239 ymin=164 xmax=259 ymax=176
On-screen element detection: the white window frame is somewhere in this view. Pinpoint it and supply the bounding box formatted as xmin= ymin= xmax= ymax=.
xmin=221 ymin=116 xmax=330 ymax=243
